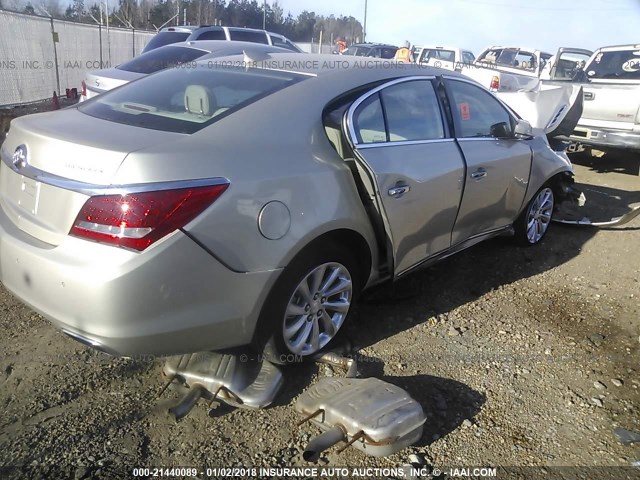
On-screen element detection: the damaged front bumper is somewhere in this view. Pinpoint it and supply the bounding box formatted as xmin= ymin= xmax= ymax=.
xmin=552 ymin=171 xmax=640 ymax=227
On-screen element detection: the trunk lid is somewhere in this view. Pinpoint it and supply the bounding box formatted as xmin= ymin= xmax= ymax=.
xmin=85 ymin=68 xmax=142 ymax=97
xmin=0 ymin=108 xmax=182 ymax=245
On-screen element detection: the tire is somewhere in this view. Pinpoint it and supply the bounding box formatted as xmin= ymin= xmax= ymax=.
xmin=257 ymin=243 xmax=360 ymax=365
xmin=514 ymin=186 xmax=555 ymax=246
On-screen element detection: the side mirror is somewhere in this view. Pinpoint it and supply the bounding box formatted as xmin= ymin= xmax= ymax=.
xmin=489 ymin=122 xmax=510 ymax=138
xmin=514 ymin=119 xmax=534 ymax=139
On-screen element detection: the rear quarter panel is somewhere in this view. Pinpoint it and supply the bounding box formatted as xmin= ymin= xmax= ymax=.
xmin=113 ymin=72 xmax=385 ymax=279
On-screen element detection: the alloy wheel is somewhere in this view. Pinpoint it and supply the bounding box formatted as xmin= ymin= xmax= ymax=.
xmin=282 ymin=262 xmax=352 ymax=356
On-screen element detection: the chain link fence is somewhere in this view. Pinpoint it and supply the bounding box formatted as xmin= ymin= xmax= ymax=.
xmin=0 ymin=9 xmax=155 ymax=106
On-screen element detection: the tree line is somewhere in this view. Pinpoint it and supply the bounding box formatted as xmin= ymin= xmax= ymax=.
xmin=2 ymin=0 xmax=364 ymax=43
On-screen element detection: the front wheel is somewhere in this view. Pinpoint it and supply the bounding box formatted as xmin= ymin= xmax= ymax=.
xmin=257 ymin=244 xmax=359 ymax=364
xmin=514 ymin=187 xmax=554 ymax=245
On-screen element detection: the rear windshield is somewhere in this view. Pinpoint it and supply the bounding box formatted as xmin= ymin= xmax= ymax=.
xmin=586 ymin=49 xmax=640 ymax=80
xmin=142 ymin=32 xmax=190 ymax=53
xmin=117 ymin=46 xmax=207 ymax=74
xmin=79 ymin=64 xmax=308 ymax=134
xmin=477 ymin=48 xmax=541 ymax=72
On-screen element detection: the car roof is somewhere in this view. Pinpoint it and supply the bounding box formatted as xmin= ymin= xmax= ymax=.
xmin=416 ymin=45 xmax=474 ymax=52
xmin=350 ymin=43 xmax=398 ymax=48
xmin=481 ymin=46 xmax=552 ymax=56
xmin=161 ymin=40 xmax=292 ymax=53
xmin=597 ymin=44 xmax=640 ymax=51
xmin=159 ymin=25 xmax=199 ymax=33
xmin=207 ymin=52 xmax=470 ymax=79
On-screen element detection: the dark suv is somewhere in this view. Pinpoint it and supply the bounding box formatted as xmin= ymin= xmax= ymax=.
xmin=340 ymin=43 xmax=398 ymax=59
xmin=142 ymin=26 xmax=199 ymax=54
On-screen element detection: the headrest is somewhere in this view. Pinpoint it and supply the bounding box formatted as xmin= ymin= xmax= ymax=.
xmin=185 ymin=85 xmax=211 ymax=116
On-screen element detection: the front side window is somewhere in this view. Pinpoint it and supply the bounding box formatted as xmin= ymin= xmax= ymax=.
xmin=117 ymin=46 xmax=207 ymax=74
xmin=79 ymin=65 xmax=307 ymax=134
xmin=462 ymin=51 xmax=475 ymax=64
xmin=447 ymin=80 xmax=514 ymax=138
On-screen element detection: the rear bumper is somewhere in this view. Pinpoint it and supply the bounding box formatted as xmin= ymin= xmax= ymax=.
xmin=565 ymin=125 xmax=640 ymax=150
xmin=0 ymin=205 xmax=281 ymax=356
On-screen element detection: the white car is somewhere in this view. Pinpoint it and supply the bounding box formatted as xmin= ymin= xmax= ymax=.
xmin=415 ymin=45 xmax=475 ymax=71
xmin=464 ymin=46 xmax=585 ymax=137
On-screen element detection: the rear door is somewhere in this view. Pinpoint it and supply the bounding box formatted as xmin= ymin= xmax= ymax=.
xmin=344 ymin=77 xmax=466 ymax=275
xmin=445 ymin=78 xmax=532 ymax=245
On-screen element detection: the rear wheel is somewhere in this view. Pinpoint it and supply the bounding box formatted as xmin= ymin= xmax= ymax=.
xmin=514 ymin=187 xmax=554 ymax=245
xmin=258 ymin=244 xmax=359 ymax=364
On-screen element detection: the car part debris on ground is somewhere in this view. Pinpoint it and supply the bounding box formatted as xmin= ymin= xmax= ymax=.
xmin=160 ymin=350 xmax=426 ymax=460
xmin=295 ymin=376 xmax=426 ymax=460
xmin=161 ymin=352 xmax=284 ymax=420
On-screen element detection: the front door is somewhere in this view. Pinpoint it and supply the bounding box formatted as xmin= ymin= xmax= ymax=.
xmin=444 ymin=78 xmax=533 ymax=245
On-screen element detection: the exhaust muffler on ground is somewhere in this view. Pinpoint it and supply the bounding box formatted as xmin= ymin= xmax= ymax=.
xmin=295 ymin=377 xmax=426 ymax=459
xmin=160 ymin=352 xmax=283 ymax=421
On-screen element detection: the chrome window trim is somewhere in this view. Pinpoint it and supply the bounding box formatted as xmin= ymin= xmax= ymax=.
xmin=345 ymin=75 xmax=439 ymax=147
xmin=0 ymin=147 xmax=229 ymax=196
xmin=356 ymin=138 xmax=455 ymax=149
xmin=456 ymin=137 xmax=501 ymax=142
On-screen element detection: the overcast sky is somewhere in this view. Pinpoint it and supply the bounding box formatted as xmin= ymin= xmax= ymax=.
xmin=276 ymin=0 xmax=640 ymax=54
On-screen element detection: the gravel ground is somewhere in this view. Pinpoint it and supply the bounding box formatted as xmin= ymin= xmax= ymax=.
xmin=0 ymin=114 xmax=638 ymax=480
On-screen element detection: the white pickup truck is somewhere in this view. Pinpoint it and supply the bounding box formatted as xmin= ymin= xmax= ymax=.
xmin=414 ymin=45 xmax=476 ymax=71
xmin=554 ymin=44 xmax=640 ymax=152
xmin=463 ymin=46 xmax=587 ymax=139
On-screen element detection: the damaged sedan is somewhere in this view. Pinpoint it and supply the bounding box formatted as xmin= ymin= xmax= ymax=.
xmin=0 ymin=53 xmax=582 ymax=362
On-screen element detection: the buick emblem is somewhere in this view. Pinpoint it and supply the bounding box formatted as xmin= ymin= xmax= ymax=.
xmin=12 ymin=145 xmax=27 ymax=170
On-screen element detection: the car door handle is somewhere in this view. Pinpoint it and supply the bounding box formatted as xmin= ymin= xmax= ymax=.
xmin=471 ymin=168 xmax=487 ymax=180
xmin=388 ymin=184 xmax=410 ymax=198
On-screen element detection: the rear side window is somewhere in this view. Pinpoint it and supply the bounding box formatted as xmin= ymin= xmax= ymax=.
xmin=353 ymin=94 xmax=386 ymax=143
xmin=353 ymin=80 xmax=444 ymax=144
xmin=587 ymin=49 xmax=640 ymax=79
xmin=142 ymin=32 xmax=190 ymax=53
xmin=229 ymin=29 xmax=269 ymax=44
xmin=380 ymin=81 xmax=444 ymax=141
xmin=462 ymin=51 xmax=475 ymax=64
xmin=79 ymin=65 xmax=307 ymax=134
xmin=194 ymin=29 xmax=226 ymax=41
xmin=117 ymin=46 xmax=206 ymax=74
xmin=447 ymin=80 xmax=514 ymax=138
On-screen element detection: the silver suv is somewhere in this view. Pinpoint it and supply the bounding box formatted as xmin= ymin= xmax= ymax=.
xmin=186 ymin=26 xmax=301 ymax=52
xmin=143 ymin=25 xmax=301 ymax=54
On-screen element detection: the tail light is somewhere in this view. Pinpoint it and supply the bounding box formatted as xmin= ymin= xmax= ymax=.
xmin=490 ymin=75 xmax=500 ymax=91
xmin=70 ymin=184 xmax=229 ymax=251
xmin=81 ymin=80 xmax=87 ymax=98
